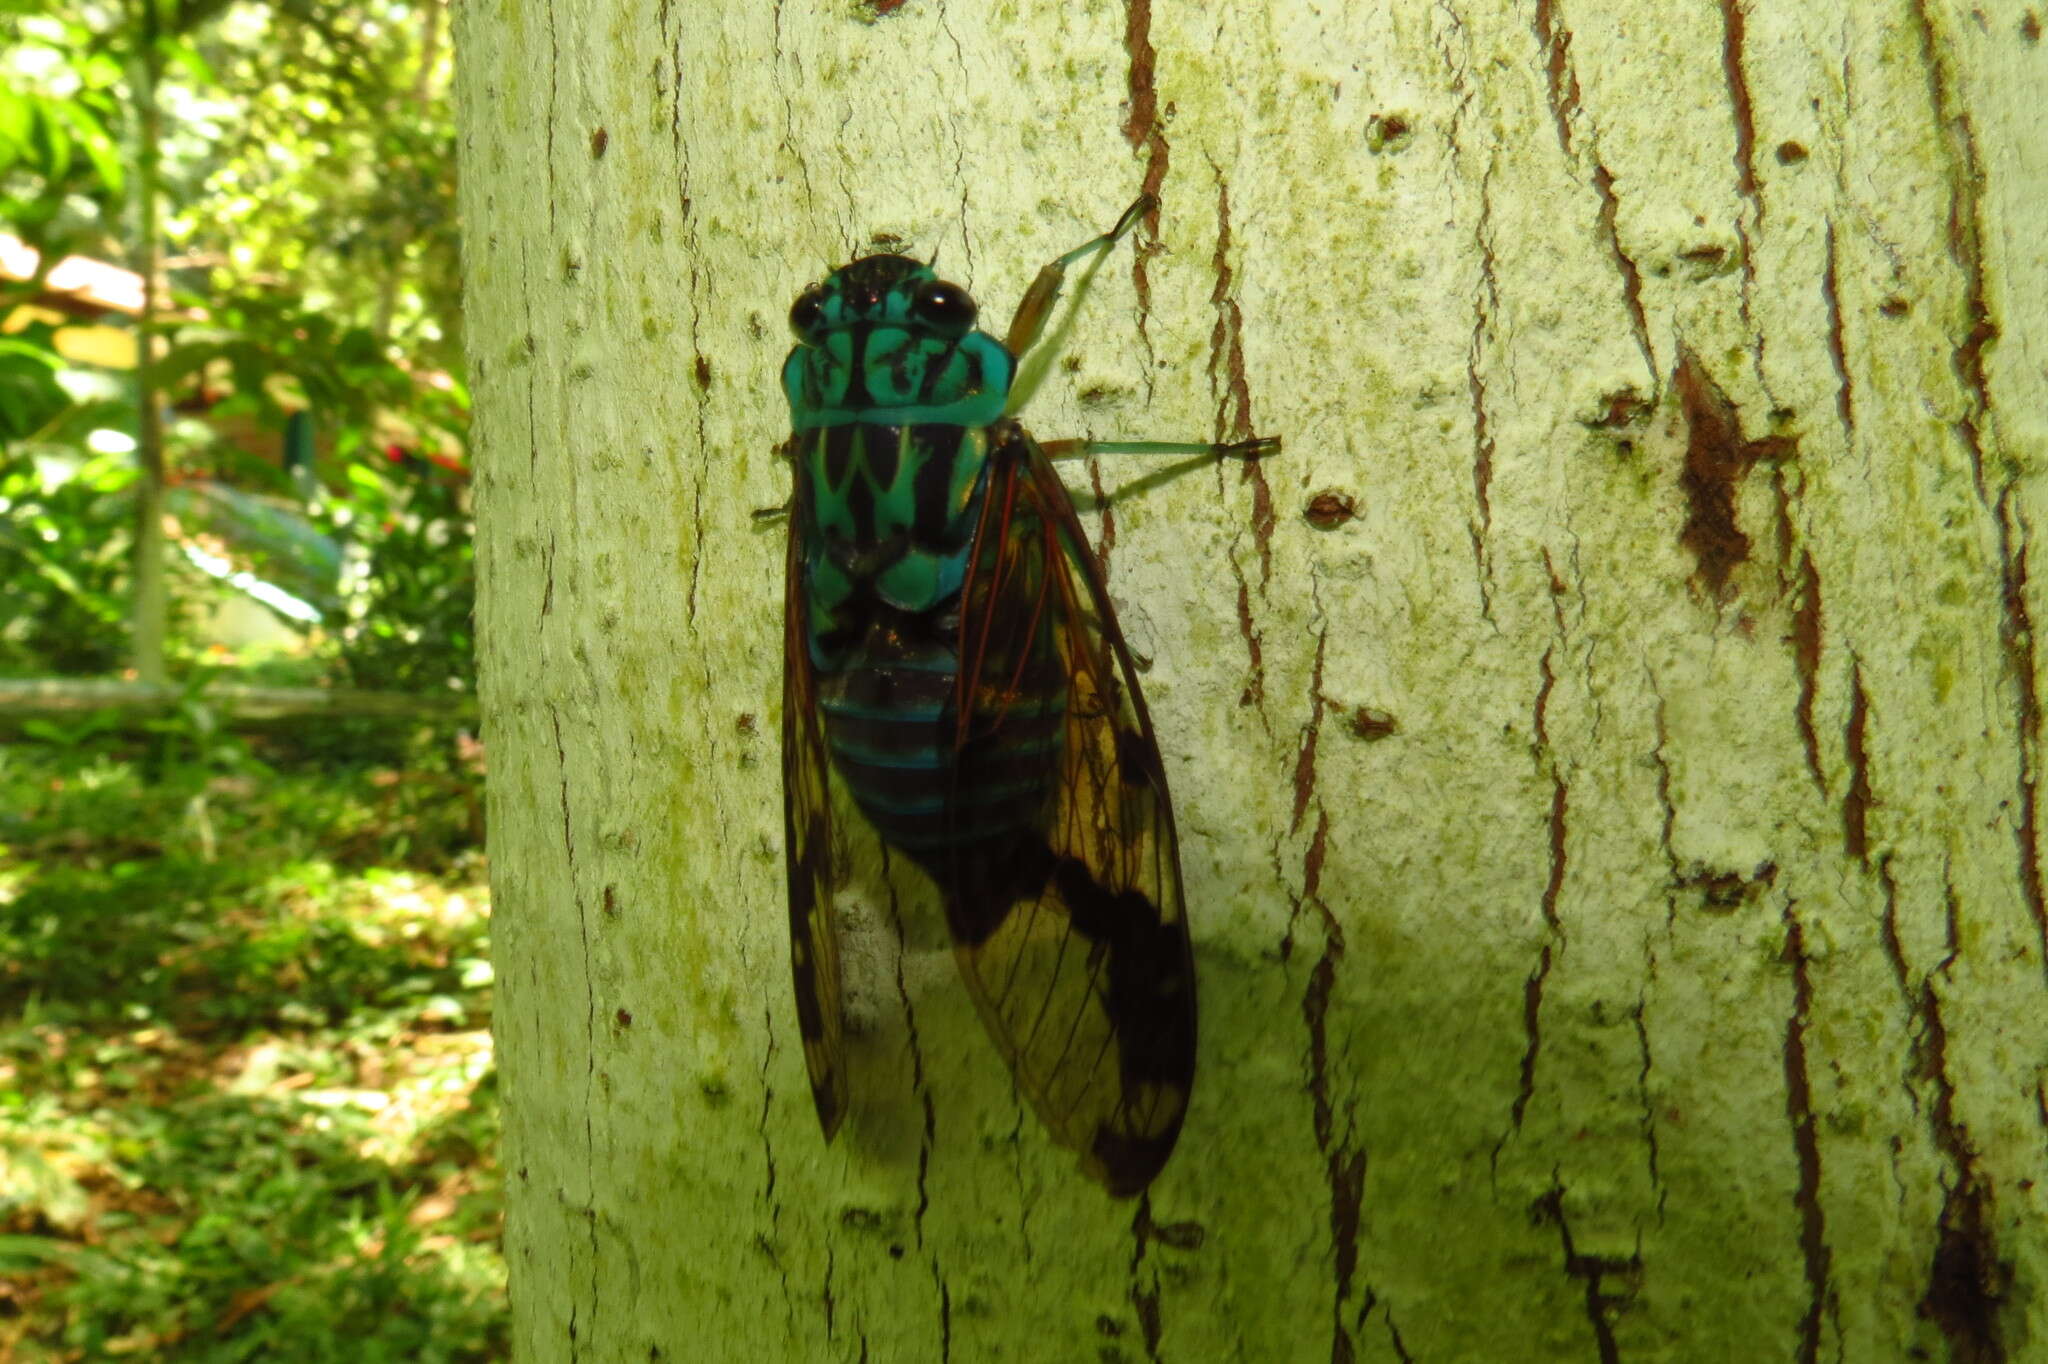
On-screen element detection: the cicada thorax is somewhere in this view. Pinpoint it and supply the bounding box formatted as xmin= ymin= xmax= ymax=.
xmin=798 ymin=419 xmax=1067 ymax=864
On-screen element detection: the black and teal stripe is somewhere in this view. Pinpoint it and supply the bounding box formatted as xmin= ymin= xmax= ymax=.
xmin=817 ymin=640 xmax=1066 ymax=855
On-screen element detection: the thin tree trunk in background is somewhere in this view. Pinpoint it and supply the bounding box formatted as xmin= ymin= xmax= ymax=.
xmin=372 ymin=0 xmax=444 ymax=342
xmin=127 ymin=1 xmax=166 ymax=686
xmin=456 ymin=1 xmax=2047 ymax=1358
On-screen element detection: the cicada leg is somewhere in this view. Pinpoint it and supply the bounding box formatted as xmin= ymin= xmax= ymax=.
xmin=1037 ymin=437 xmax=1280 ymax=513
xmin=1005 ymin=194 xmax=1153 ymax=364
xmin=1038 ymin=436 xmax=1279 ymax=462
xmin=1004 ymin=195 xmax=1155 ymax=415
xmin=1004 ymin=195 xmax=1283 ymax=481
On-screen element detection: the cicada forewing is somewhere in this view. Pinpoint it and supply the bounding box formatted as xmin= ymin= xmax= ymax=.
xmin=946 ymin=420 xmax=1196 ymax=1195
xmin=781 ymin=489 xmax=847 ymax=1138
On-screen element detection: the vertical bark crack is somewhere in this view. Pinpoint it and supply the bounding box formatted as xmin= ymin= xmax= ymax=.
xmin=1646 ymin=670 xmax=1682 ymax=905
xmin=1088 ymin=460 xmax=1118 ymax=580
xmin=1533 ymin=1182 xmax=1637 ymax=1363
xmin=1467 ymin=163 xmax=1500 ymax=621
xmin=1717 ymin=0 xmax=1761 ymax=227
xmin=1497 ymin=650 xmax=1567 ymax=1169
xmin=1630 ymin=992 xmax=1663 ymax=1221
xmin=879 ymin=853 xmax=934 ymax=1248
xmin=1292 ymin=579 xmax=1330 ymax=833
xmin=1820 ymin=219 xmax=1855 ymax=437
xmin=1778 ymin=905 xmax=1834 ymax=1364
xmin=1516 ymin=5 xmax=1651 ymax=381
xmin=1385 ymin=1313 xmax=1414 ymax=1363
xmin=1905 ymin=0 xmax=2046 ymax=972
xmin=1919 ymin=1021 xmax=2012 ymax=1359
xmin=1888 ymin=863 xmax=2014 ymax=1361
xmin=1716 ymin=0 xmax=1771 ymax=397
xmin=1842 ymin=662 xmax=1871 ymax=862
xmin=1121 ymin=0 xmax=1168 ymax=358
xmin=1199 ymin=167 xmax=1272 ymax=720
xmin=1793 ymin=549 xmax=1826 ymax=793
xmin=821 ymin=1246 xmax=837 ymax=1342
xmin=1995 ymin=493 xmax=2048 ymax=977
xmin=1297 ymin=810 xmax=1367 ymax=1364
xmin=758 ymin=999 xmax=781 ymax=1209
xmin=1127 ymin=1198 xmax=1198 ymax=1363
xmin=1591 ymin=162 xmax=1657 ymax=389
xmin=1233 ymin=579 xmax=1266 ymax=714
xmin=1531 ymin=0 xmax=1582 ymax=160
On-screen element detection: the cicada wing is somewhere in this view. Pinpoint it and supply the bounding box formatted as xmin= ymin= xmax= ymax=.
xmin=947 ymin=422 xmax=1196 ymax=1195
xmin=783 ymin=492 xmax=847 ymax=1138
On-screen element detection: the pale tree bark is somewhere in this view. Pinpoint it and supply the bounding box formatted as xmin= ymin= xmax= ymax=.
xmin=455 ymin=1 xmax=2047 ymax=1359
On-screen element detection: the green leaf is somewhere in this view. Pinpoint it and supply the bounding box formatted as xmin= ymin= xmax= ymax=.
xmin=49 ymin=99 xmax=122 ymax=196
xmin=0 ymin=88 xmax=31 ymax=158
xmin=34 ymin=101 xmax=69 ymax=180
xmin=158 ymin=35 xmax=215 ymax=86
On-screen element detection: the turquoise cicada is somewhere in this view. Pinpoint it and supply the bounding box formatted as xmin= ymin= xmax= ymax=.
xmin=780 ymin=196 xmax=1275 ymax=1194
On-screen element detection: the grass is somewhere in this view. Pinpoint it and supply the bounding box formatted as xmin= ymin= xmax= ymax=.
xmin=0 ymin=732 xmax=503 ymax=1362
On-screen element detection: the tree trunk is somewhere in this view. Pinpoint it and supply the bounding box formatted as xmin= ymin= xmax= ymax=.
xmin=127 ymin=2 xmax=167 ymax=686
xmin=455 ymin=1 xmax=2047 ymax=1358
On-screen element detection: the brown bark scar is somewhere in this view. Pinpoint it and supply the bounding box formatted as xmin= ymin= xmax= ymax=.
xmin=1673 ymin=346 xmax=1797 ymax=599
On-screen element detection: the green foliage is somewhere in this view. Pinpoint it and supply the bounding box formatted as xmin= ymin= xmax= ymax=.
xmin=183 ymin=0 xmax=462 ymax=369
xmin=1 ymin=0 xmax=470 ymax=692
xmin=0 ymin=8 xmax=493 ymax=1355
xmin=327 ymin=456 xmax=474 ymax=695
xmin=0 ymin=8 xmax=130 ymax=246
xmin=0 ymin=739 xmax=502 ymax=1361
xmin=0 ymin=334 xmax=73 ymax=442
xmin=0 ymin=442 xmax=144 ymax=675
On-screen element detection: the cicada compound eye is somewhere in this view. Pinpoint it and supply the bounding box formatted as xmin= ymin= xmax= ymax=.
xmin=910 ymin=280 xmax=976 ymax=338
xmin=788 ymin=287 xmax=827 ymax=345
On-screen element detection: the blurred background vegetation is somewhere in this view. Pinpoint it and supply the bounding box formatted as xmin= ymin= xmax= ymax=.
xmin=0 ymin=0 xmax=502 ymax=1356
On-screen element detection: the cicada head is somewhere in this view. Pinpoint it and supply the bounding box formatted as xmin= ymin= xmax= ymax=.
xmin=783 ymin=254 xmax=1013 ymax=431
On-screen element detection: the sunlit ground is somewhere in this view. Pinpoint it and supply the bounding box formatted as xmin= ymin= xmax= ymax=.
xmin=0 ymin=744 xmax=503 ymax=1362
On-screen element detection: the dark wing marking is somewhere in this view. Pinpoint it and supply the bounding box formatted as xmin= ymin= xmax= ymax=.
xmin=947 ymin=419 xmax=1196 ymax=1195
xmin=782 ymin=481 xmax=846 ymax=1138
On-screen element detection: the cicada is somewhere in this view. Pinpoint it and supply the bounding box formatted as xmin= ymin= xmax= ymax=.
xmin=779 ymin=196 xmax=1276 ymax=1195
